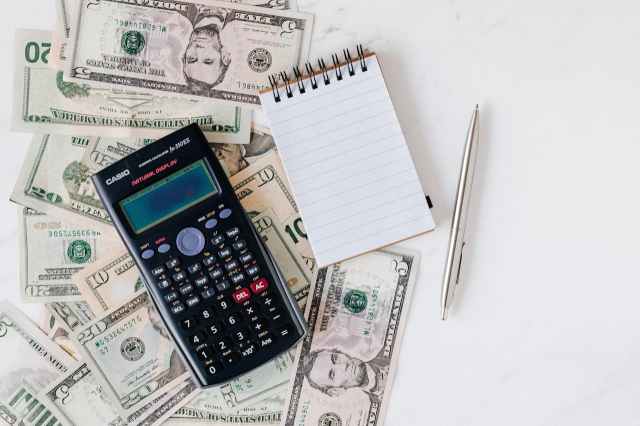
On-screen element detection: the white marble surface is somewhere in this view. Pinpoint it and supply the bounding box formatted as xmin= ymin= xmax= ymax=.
xmin=3 ymin=1 xmax=640 ymax=425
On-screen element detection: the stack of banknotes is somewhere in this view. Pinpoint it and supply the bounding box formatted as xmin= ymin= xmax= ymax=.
xmin=4 ymin=1 xmax=422 ymax=425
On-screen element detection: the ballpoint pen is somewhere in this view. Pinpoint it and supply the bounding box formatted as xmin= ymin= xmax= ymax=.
xmin=441 ymin=105 xmax=480 ymax=320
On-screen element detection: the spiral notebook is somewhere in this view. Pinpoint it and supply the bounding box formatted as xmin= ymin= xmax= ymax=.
xmin=259 ymin=46 xmax=435 ymax=267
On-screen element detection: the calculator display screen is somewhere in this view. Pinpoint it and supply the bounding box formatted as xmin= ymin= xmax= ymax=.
xmin=120 ymin=160 xmax=218 ymax=234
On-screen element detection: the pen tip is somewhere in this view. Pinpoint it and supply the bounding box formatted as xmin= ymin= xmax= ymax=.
xmin=475 ymin=104 xmax=479 ymax=111
xmin=440 ymin=307 xmax=448 ymax=321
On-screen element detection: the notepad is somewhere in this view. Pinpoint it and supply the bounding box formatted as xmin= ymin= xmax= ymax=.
xmin=260 ymin=50 xmax=435 ymax=267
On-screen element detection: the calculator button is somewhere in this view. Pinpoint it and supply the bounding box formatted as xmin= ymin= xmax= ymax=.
xmin=214 ymin=298 xmax=232 ymax=312
xmin=240 ymin=343 xmax=257 ymax=358
xmin=189 ymin=332 xmax=206 ymax=347
xmin=206 ymin=362 xmax=222 ymax=376
xmin=172 ymin=271 xmax=186 ymax=283
xmin=213 ymin=337 xmax=232 ymax=352
xmin=232 ymin=288 xmax=251 ymax=304
xmin=170 ymin=301 xmax=185 ymax=315
xmin=225 ymin=260 xmax=240 ymax=272
xmin=165 ymin=258 xmax=180 ymax=269
xmin=269 ymin=310 xmax=285 ymax=325
xmin=211 ymin=235 xmax=225 ymax=246
xmin=218 ymin=247 xmax=232 ymax=259
xmin=250 ymin=278 xmax=269 ymax=295
xmin=185 ymin=295 xmax=200 ymax=307
xmin=157 ymin=279 xmax=171 ymax=289
xmin=245 ymin=265 xmax=259 ymax=278
xmin=201 ymin=288 xmax=216 ymax=299
xmin=220 ymin=350 xmax=240 ymax=366
xmin=225 ymin=227 xmax=240 ymax=238
xmin=226 ymin=313 xmax=242 ymax=327
xmin=206 ymin=322 xmax=221 ymax=337
xmin=158 ymin=244 xmax=171 ymax=254
xmin=205 ymin=218 xmax=218 ymax=229
xmin=258 ymin=333 xmax=275 ymax=348
xmin=259 ymin=293 xmax=275 ymax=307
xmin=200 ymin=308 xmax=215 ymax=321
xmin=197 ymin=346 xmax=214 ymax=361
xmin=251 ymin=319 xmax=267 ymax=333
xmin=239 ymin=252 xmax=254 ymax=264
xmin=142 ymin=249 xmax=155 ymax=260
xmin=232 ymin=240 xmax=246 ymax=251
xmin=209 ymin=268 xmax=224 ymax=280
xmin=164 ymin=291 xmax=178 ymax=303
xmin=187 ymin=263 xmax=202 ymax=274
xmin=277 ymin=325 xmax=294 ymax=338
xmin=181 ymin=317 xmax=197 ymax=330
xmin=231 ymin=328 xmax=250 ymax=344
xmin=176 ymin=227 xmax=205 ymax=257
xmin=216 ymin=280 xmax=230 ymax=292
xmin=203 ymin=255 xmax=216 ymax=267
xmin=151 ymin=266 xmax=165 ymax=276
xmin=194 ymin=276 xmax=209 ymax=288
xmin=230 ymin=273 xmax=245 ymax=285
xmin=242 ymin=303 xmax=257 ymax=317
xmin=219 ymin=208 xmax=232 ymax=219
xmin=179 ymin=283 xmax=194 ymax=296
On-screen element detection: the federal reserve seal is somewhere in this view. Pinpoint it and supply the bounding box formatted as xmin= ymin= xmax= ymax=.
xmin=318 ymin=412 xmax=342 ymax=426
xmin=121 ymin=337 xmax=145 ymax=361
xmin=67 ymin=240 xmax=92 ymax=264
xmin=343 ymin=289 xmax=368 ymax=314
xmin=121 ymin=31 xmax=145 ymax=55
xmin=247 ymin=48 xmax=272 ymax=72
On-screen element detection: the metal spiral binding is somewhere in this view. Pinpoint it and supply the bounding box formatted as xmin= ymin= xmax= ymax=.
xmin=268 ymin=44 xmax=368 ymax=103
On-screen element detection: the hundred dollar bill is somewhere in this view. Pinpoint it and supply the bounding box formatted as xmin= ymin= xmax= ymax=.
xmin=11 ymin=134 xmax=112 ymax=226
xmin=282 ymin=249 xmax=421 ymax=426
xmin=13 ymin=29 xmax=250 ymax=144
xmin=0 ymin=300 xmax=74 ymax=426
xmin=230 ymin=150 xmax=316 ymax=275
xmin=65 ymin=0 xmax=313 ymax=107
xmin=252 ymin=209 xmax=311 ymax=305
xmin=73 ymin=251 xmax=143 ymax=313
xmin=168 ymin=393 xmax=284 ymax=425
xmin=18 ymin=207 xmax=124 ymax=302
xmin=72 ymin=290 xmax=191 ymax=417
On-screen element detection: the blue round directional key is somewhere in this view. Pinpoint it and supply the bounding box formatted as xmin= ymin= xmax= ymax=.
xmin=176 ymin=227 xmax=205 ymax=256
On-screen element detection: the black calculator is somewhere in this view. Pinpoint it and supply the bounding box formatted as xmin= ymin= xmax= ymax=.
xmin=92 ymin=124 xmax=306 ymax=388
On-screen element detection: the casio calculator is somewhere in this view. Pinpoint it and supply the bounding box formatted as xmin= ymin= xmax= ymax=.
xmin=92 ymin=124 xmax=306 ymax=388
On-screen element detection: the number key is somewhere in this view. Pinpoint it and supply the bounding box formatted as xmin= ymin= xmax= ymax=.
xmin=206 ymin=322 xmax=221 ymax=337
xmin=181 ymin=317 xmax=197 ymax=330
xmin=200 ymin=308 xmax=214 ymax=321
xmin=214 ymin=337 xmax=232 ymax=352
xmin=214 ymin=298 xmax=231 ymax=312
xmin=231 ymin=328 xmax=250 ymax=344
xmin=197 ymin=346 xmax=213 ymax=361
xmin=206 ymin=362 xmax=222 ymax=376
xmin=189 ymin=332 xmax=206 ymax=347
xmin=226 ymin=313 xmax=241 ymax=327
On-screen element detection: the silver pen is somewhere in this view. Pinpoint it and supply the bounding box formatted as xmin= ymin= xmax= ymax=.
xmin=441 ymin=105 xmax=480 ymax=320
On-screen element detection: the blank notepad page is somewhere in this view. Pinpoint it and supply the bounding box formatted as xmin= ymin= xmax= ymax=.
xmin=260 ymin=54 xmax=435 ymax=267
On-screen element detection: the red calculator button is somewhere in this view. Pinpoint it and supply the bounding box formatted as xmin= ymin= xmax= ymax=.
xmin=232 ymin=288 xmax=251 ymax=304
xmin=250 ymin=278 xmax=269 ymax=295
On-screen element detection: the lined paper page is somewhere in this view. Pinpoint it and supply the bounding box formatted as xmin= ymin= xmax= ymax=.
xmin=260 ymin=54 xmax=435 ymax=267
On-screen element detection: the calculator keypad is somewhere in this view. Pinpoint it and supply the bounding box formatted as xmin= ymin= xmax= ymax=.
xmin=145 ymin=207 xmax=296 ymax=383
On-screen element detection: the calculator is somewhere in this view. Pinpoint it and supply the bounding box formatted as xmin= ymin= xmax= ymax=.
xmin=92 ymin=124 xmax=306 ymax=388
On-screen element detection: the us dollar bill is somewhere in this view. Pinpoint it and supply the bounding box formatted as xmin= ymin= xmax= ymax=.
xmin=42 ymin=362 xmax=125 ymax=426
xmin=72 ymin=291 xmax=191 ymax=417
xmin=282 ymin=249 xmax=421 ymax=426
xmin=73 ymin=251 xmax=144 ymax=314
xmin=46 ymin=301 xmax=96 ymax=333
xmin=65 ymin=0 xmax=313 ymax=107
xmin=11 ymin=134 xmax=112 ymax=227
xmin=167 ymin=393 xmax=284 ymax=425
xmin=0 ymin=300 xmax=74 ymax=425
xmin=13 ymin=29 xmax=250 ymax=144
xmin=18 ymin=207 xmax=124 ymax=302
xmin=230 ymin=150 xmax=316 ymax=276
xmin=252 ymin=210 xmax=311 ymax=305
xmin=82 ymin=136 xmax=153 ymax=173
xmin=42 ymin=362 xmax=199 ymax=426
